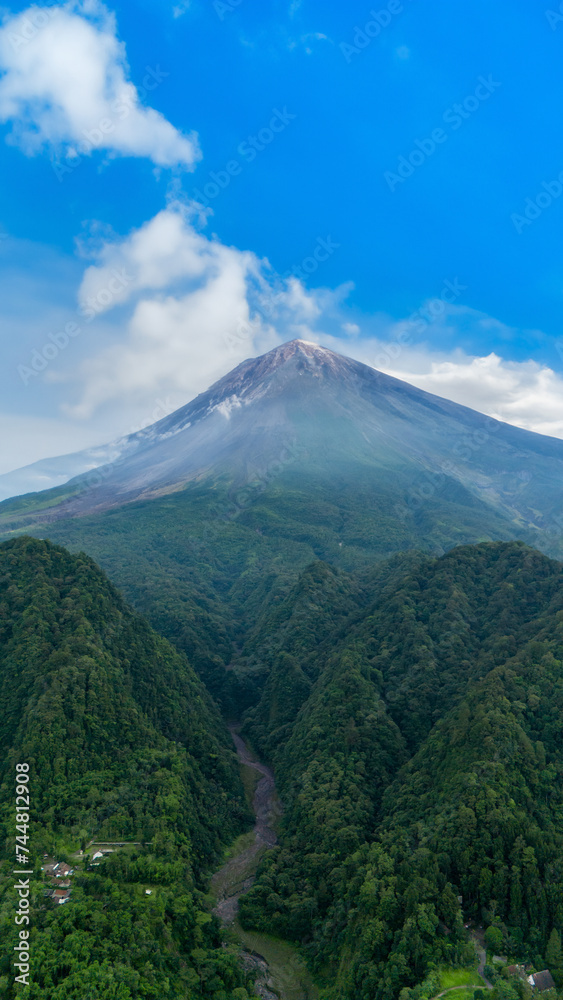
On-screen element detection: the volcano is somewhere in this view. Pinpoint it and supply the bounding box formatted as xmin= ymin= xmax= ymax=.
xmin=2 ymin=339 xmax=563 ymax=556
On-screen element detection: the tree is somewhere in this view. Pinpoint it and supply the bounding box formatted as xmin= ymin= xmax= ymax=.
xmin=492 ymin=982 xmax=518 ymax=1000
xmin=546 ymin=927 xmax=562 ymax=969
xmin=485 ymin=925 xmax=504 ymax=953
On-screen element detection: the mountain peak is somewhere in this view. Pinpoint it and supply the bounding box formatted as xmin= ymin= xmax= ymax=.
xmin=4 ymin=337 xmax=563 ymax=554
xmin=236 ymin=338 xmax=352 ymax=382
xmin=281 ymin=339 xmax=329 ymax=351
xmin=258 ymin=339 xmax=338 ymax=363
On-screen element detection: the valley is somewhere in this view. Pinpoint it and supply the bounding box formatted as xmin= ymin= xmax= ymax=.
xmin=1 ymin=344 xmax=563 ymax=999
xmin=210 ymin=731 xmax=318 ymax=1000
xmin=211 ymin=730 xmax=279 ymax=926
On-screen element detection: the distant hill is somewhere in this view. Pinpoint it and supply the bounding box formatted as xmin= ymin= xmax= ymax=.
xmin=0 ymin=536 xmax=250 ymax=999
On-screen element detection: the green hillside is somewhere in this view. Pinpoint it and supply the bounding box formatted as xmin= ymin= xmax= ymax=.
xmin=0 ymin=462 xmax=547 ymax=709
xmin=2 ymin=529 xmax=563 ymax=999
xmin=0 ymin=537 xmax=251 ymax=1000
xmin=238 ymin=542 xmax=563 ymax=999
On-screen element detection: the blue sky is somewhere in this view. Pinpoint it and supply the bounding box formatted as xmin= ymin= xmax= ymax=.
xmin=1 ymin=0 xmax=563 ymax=476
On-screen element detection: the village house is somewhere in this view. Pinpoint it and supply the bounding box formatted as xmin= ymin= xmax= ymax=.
xmin=41 ymin=859 xmax=74 ymax=905
xmin=52 ymin=888 xmax=72 ymax=906
xmin=527 ymin=970 xmax=556 ymax=992
xmin=506 ymin=964 xmax=526 ymax=979
xmin=42 ymin=861 xmax=74 ymax=878
xmin=54 ymin=863 xmax=73 ymax=878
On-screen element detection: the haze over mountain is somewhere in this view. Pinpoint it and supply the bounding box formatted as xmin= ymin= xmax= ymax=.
xmin=2 ymin=339 xmax=563 ymax=554
xmin=0 ymin=441 xmax=129 ymax=503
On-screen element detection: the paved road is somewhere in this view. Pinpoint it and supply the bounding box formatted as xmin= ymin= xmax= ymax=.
xmin=475 ymin=944 xmax=494 ymax=990
xmin=430 ymin=941 xmax=494 ymax=998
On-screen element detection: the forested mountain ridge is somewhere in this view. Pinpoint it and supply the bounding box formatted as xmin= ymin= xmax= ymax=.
xmin=4 ymin=341 xmax=563 ymax=726
xmin=4 ymin=340 xmax=563 ymax=723
xmin=0 ymin=536 xmax=252 ymax=1000
xmin=239 ymin=541 xmax=563 ymax=999
xmin=1 ymin=534 xmax=563 ymax=998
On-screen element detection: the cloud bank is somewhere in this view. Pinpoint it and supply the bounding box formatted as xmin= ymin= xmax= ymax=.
xmin=63 ymin=203 xmax=332 ymax=418
xmin=62 ymin=204 xmax=563 ymax=442
xmin=379 ymin=353 xmax=563 ymax=440
xmin=0 ymin=1 xmax=200 ymax=167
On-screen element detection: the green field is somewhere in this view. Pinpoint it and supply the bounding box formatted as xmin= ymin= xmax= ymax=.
xmin=439 ymin=968 xmax=482 ymax=989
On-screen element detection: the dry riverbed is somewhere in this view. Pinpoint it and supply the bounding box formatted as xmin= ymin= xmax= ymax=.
xmin=210 ymin=729 xmax=318 ymax=1000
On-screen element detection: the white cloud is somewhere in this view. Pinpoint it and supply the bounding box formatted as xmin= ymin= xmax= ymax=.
xmin=63 ymin=212 xmax=563 ymax=441
xmin=299 ymin=31 xmax=329 ymax=54
xmin=65 ymin=204 xmax=329 ymax=418
xmin=378 ymin=352 xmax=563 ymax=440
xmin=287 ymin=30 xmax=331 ymax=55
xmin=342 ymin=322 xmax=360 ymax=336
xmin=299 ymin=315 xmax=563 ymax=440
xmin=78 ymin=205 xmax=242 ymax=314
xmin=0 ymin=1 xmax=200 ymax=167
xmin=8 ymin=203 xmax=563 ymax=478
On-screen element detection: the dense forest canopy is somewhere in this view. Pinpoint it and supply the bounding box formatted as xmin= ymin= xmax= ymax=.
xmin=0 ymin=537 xmax=251 ymax=999
xmin=238 ymin=542 xmax=563 ymax=999
xmin=2 ymin=532 xmax=563 ymax=999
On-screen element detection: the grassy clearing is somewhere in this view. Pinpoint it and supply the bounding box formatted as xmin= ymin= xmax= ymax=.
xmin=439 ymin=967 xmax=482 ymax=989
xmin=240 ymin=762 xmax=260 ymax=808
xmin=223 ymin=829 xmax=256 ymax=861
xmin=235 ymin=921 xmax=319 ymax=1000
